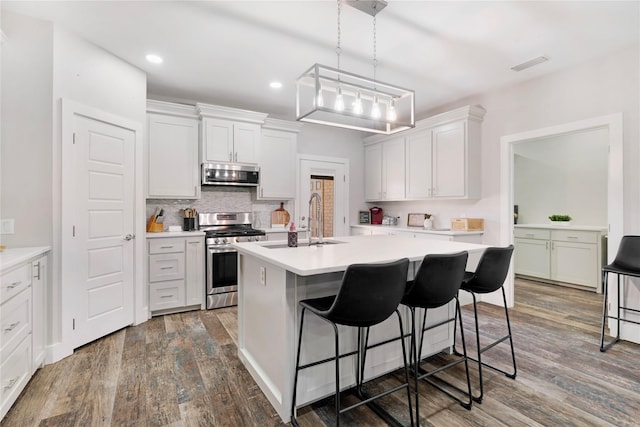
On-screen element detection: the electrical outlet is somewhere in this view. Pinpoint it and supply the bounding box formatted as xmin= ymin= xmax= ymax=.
xmin=260 ymin=267 xmax=266 ymax=285
xmin=0 ymin=219 xmax=14 ymax=234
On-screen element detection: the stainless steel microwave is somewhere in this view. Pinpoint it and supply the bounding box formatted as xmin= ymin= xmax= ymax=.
xmin=201 ymin=163 xmax=260 ymax=187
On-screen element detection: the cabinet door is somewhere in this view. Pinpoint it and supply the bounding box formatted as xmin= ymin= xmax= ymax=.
xmin=514 ymin=237 xmax=551 ymax=279
xmin=233 ymin=123 xmax=260 ymax=164
xmin=432 ymin=121 xmax=466 ymax=198
xmin=147 ymin=114 xmax=200 ymax=199
xmin=202 ymin=118 xmax=234 ymax=163
xmin=31 ymin=256 xmax=47 ymax=371
xmin=258 ymin=129 xmax=296 ymax=199
xmin=382 ymin=137 xmax=405 ymax=200
xmin=405 ymin=130 xmax=432 ymax=199
xmin=551 ymin=241 xmax=598 ymax=288
xmin=185 ymin=238 xmax=205 ymax=308
xmin=364 ymin=144 xmax=383 ymax=201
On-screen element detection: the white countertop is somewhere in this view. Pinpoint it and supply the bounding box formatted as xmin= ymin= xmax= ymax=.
xmin=351 ymin=224 xmax=484 ymax=236
xmin=258 ymin=227 xmax=291 ymax=233
xmin=232 ymin=234 xmax=487 ymax=276
xmin=0 ymin=246 xmax=51 ymax=273
xmin=146 ymin=231 xmax=205 ymax=238
xmin=514 ymin=224 xmax=607 ymax=232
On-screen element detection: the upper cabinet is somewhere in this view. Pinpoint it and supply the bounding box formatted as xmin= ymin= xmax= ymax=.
xmin=258 ymin=118 xmax=302 ymax=200
xmin=146 ymin=100 xmax=200 ymax=199
xmin=197 ymin=103 xmax=267 ymax=165
xmin=364 ymin=105 xmax=485 ymax=202
xmin=365 ymin=137 xmax=405 ymax=201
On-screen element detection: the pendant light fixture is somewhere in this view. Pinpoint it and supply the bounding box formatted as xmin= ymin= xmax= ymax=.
xmin=296 ymin=0 xmax=415 ymax=135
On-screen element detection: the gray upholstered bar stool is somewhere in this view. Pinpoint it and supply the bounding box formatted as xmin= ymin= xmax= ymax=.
xmin=290 ymin=258 xmax=414 ymax=427
xmin=454 ymin=245 xmax=516 ymax=403
xmin=401 ymin=251 xmax=472 ymax=423
xmin=600 ymin=235 xmax=640 ymax=351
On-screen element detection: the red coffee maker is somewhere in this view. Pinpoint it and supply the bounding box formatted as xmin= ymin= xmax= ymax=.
xmin=370 ymin=207 xmax=383 ymax=225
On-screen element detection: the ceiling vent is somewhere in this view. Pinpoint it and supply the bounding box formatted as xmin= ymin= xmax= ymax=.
xmin=511 ymin=56 xmax=549 ymax=72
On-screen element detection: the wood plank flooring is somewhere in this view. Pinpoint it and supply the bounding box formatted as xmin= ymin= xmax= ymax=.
xmin=2 ymin=279 xmax=639 ymax=426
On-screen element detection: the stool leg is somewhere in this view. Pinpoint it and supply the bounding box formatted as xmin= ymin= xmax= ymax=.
xmin=290 ymin=308 xmax=307 ymax=426
xmin=455 ymin=297 xmax=473 ymax=409
xmin=600 ymin=270 xmax=609 ymax=351
xmin=394 ymin=309 xmax=415 ymax=427
xmin=408 ymin=306 xmax=420 ymax=425
xmin=470 ymin=292 xmax=484 ymax=403
xmin=616 ymin=274 xmax=622 ymax=343
xmin=332 ymin=322 xmax=341 ymax=427
xmin=500 ymin=286 xmax=517 ymax=379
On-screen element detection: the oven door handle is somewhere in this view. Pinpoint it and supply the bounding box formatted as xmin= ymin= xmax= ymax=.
xmin=208 ymin=246 xmax=237 ymax=254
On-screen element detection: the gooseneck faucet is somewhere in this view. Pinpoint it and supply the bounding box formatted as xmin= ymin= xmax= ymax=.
xmin=308 ymin=192 xmax=324 ymax=245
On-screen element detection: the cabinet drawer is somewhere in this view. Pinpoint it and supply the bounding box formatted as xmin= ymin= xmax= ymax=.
xmin=1 ymin=264 xmax=31 ymax=303
xmin=149 ymin=280 xmax=186 ymax=311
xmin=514 ymin=228 xmax=550 ymax=240
xmin=149 ymin=253 xmax=185 ymax=282
xmin=551 ymin=230 xmax=598 ymax=244
xmin=1 ymin=335 xmax=31 ymax=416
xmin=1 ymin=288 xmax=31 ymax=360
xmin=149 ymin=238 xmax=185 ymax=255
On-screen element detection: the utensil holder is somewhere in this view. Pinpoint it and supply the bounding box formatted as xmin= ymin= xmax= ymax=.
xmin=183 ymin=217 xmax=195 ymax=231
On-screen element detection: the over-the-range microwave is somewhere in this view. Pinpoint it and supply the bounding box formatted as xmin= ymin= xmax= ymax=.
xmin=201 ymin=163 xmax=260 ymax=187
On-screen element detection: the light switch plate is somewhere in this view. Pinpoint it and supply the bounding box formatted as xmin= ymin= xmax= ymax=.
xmin=0 ymin=219 xmax=14 ymax=234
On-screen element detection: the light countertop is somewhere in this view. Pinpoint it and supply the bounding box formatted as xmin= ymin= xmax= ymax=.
xmin=351 ymin=224 xmax=484 ymax=236
xmin=0 ymin=246 xmax=51 ymax=273
xmin=146 ymin=231 xmax=205 ymax=238
xmin=514 ymin=224 xmax=607 ymax=232
xmin=232 ymin=234 xmax=487 ymax=276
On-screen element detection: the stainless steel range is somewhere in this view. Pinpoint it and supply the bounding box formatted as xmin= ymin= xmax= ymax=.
xmin=199 ymin=212 xmax=266 ymax=309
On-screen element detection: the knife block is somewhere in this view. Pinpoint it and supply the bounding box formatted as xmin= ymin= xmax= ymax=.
xmin=146 ymin=215 xmax=164 ymax=232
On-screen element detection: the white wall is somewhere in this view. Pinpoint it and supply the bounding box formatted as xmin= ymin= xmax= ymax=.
xmin=0 ymin=11 xmax=53 ymax=248
xmin=514 ymin=127 xmax=608 ymax=225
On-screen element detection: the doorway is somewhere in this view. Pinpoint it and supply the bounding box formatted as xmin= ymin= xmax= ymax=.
xmin=297 ymin=155 xmax=350 ymax=237
xmin=499 ymin=113 xmax=623 ymax=309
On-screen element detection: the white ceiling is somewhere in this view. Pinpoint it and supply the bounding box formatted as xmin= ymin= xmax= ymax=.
xmin=3 ymin=1 xmax=639 ymax=121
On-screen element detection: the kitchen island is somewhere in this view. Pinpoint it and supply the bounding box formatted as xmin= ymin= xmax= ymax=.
xmin=232 ymin=234 xmax=487 ymax=422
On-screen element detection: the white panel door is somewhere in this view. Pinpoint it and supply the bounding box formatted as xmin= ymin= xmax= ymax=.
xmin=202 ymin=118 xmax=233 ymax=163
xmin=69 ymin=114 xmax=135 ymax=349
xmin=514 ymin=238 xmax=551 ymax=279
xmin=233 ymin=123 xmax=260 ymax=163
xmin=258 ymin=129 xmax=296 ymax=199
xmin=364 ymin=144 xmax=382 ymax=201
xmin=432 ymin=121 xmax=466 ymax=198
xmin=551 ymin=241 xmax=598 ymax=288
xmin=405 ymin=130 xmax=432 ymax=199
xmin=382 ymin=137 xmax=406 ymax=200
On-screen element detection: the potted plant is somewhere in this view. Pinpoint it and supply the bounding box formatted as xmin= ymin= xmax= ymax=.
xmin=548 ymin=214 xmax=572 ymax=226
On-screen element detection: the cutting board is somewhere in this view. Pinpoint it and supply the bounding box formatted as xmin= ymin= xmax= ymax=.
xmin=271 ymin=202 xmax=290 ymax=227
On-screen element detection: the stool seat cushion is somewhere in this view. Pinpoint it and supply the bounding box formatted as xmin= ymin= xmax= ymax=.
xmin=402 ymin=252 xmax=468 ymax=309
xmin=460 ymin=246 xmax=514 ymax=294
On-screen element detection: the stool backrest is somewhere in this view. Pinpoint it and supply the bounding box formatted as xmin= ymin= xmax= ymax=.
xmin=326 ymin=258 xmax=410 ymax=327
xmin=611 ymin=236 xmax=640 ymax=273
xmin=465 ymin=245 xmax=514 ymax=293
xmin=403 ymin=251 xmax=468 ymax=309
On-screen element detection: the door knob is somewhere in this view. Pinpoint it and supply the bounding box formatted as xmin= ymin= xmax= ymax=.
xmin=123 ymin=234 xmax=135 ymax=241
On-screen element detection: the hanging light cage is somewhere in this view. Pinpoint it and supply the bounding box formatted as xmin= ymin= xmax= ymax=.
xmin=296 ymin=63 xmax=415 ymax=135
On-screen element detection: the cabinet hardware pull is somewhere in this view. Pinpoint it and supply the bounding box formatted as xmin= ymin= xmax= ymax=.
xmin=159 ymin=246 xmax=174 ymax=249
xmin=4 ymin=321 xmax=20 ymax=332
xmin=34 ymin=262 xmax=41 ymax=280
xmin=525 ymin=233 xmax=535 ymax=237
xmin=4 ymin=377 xmax=18 ymax=390
xmin=160 ymin=295 xmax=173 ymax=299
xmin=6 ymin=281 xmax=21 ymax=289
xmin=229 ymin=152 xmax=232 ymax=161
xmin=567 ymin=236 xmax=578 ymax=239
xmin=546 ymin=242 xmax=549 ymax=250
xmin=160 ymin=267 xmax=173 ymax=270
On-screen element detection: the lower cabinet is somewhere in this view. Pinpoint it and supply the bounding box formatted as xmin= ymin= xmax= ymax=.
xmin=148 ymin=235 xmax=204 ymax=315
xmin=514 ymin=227 xmax=606 ymax=291
xmin=1 ymin=250 xmax=49 ymax=421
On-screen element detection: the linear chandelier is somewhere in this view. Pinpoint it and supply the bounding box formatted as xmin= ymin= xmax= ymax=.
xmin=296 ymin=0 xmax=415 ymax=135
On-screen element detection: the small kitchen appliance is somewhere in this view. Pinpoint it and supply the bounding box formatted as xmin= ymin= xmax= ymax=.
xmin=201 ymin=163 xmax=260 ymax=186
xmin=199 ymin=212 xmax=266 ymax=309
xmin=370 ymin=207 xmax=383 ymax=225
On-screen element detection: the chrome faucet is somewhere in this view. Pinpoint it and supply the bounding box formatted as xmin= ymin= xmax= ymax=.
xmin=308 ymin=192 xmax=324 ymax=245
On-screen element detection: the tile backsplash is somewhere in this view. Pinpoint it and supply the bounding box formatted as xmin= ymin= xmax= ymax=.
xmin=146 ymin=186 xmax=293 ymax=230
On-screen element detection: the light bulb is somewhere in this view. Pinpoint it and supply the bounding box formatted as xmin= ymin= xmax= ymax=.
xmin=387 ymin=99 xmax=397 ymax=122
xmin=371 ymin=95 xmax=381 ymax=119
xmin=353 ymin=92 xmax=363 ymax=115
xmin=335 ymin=87 xmax=345 ymax=111
xmin=316 ymin=87 xmax=324 ymax=107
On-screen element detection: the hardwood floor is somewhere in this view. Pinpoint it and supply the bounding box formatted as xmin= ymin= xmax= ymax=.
xmin=2 ymin=279 xmax=639 ymax=426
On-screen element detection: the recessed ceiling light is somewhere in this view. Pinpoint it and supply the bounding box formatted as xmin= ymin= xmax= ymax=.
xmin=146 ymin=54 xmax=163 ymax=64
xmin=270 ymin=81 xmax=283 ymax=89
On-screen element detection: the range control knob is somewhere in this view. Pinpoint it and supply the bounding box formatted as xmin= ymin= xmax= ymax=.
xmin=214 ymin=238 xmax=220 ymax=245
xmin=255 ymin=236 xmax=262 ymax=242
xmin=222 ymin=238 xmax=229 ymax=244
xmin=234 ymin=237 xmax=239 ymax=243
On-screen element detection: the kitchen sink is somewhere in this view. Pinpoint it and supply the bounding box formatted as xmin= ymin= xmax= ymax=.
xmin=264 ymin=240 xmax=345 ymax=249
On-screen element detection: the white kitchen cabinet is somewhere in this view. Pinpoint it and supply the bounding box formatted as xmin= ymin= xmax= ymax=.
xmin=146 ymin=100 xmax=200 ymax=199
xmin=366 ymin=105 xmax=484 ymax=202
xmin=197 ymin=103 xmax=267 ymax=165
xmin=364 ymin=137 xmax=405 ymax=201
xmin=257 ymin=119 xmax=302 ymax=200
xmin=514 ymin=226 xmax=606 ymax=290
xmin=31 ymin=255 xmax=47 ymax=371
xmin=148 ymin=235 xmax=204 ymax=314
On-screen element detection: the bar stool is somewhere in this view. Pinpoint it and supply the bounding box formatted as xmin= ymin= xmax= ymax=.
xmin=290 ymin=258 xmax=413 ymax=427
xmin=401 ymin=251 xmax=472 ymax=422
xmin=454 ymin=245 xmax=515 ymax=403
xmin=600 ymin=235 xmax=640 ymax=352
